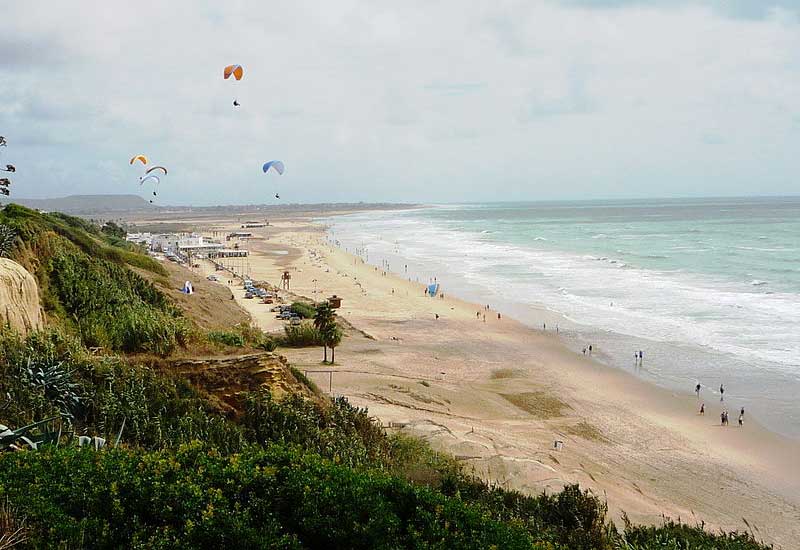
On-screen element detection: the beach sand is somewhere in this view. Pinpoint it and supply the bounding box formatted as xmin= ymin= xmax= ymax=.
xmin=167 ymin=212 xmax=800 ymax=548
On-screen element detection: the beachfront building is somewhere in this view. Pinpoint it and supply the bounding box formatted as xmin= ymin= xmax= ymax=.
xmin=125 ymin=232 xmax=152 ymax=246
xmin=147 ymin=233 xmax=224 ymax=258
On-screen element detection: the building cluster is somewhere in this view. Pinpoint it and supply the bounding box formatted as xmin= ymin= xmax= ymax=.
xmin=126 ymin=232 xmax=248 ymax=263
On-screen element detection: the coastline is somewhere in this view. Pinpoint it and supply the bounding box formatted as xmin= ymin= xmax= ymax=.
xmin=185 ymin=212 xmax=800 ymax=547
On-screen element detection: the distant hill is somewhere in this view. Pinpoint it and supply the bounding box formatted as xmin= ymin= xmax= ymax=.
xmin=8 ymin=194 xmax=154 ymax=215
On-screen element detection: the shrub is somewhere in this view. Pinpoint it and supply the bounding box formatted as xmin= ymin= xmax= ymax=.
xmin=280 ymin=322 xmax=324 ymax=347
xmin=0 ymin=444 xmax=542 ymax=550
xmin=290 ymin=301 xmax=316 ymax=319
xmin=207 ymin=330 xmax=246 ymax=348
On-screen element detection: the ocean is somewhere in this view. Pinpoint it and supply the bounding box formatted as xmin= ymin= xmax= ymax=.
xmin=325 ymin=197 xmax=800 ymax=439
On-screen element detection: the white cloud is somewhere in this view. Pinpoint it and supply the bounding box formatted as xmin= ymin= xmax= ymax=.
xmin=2 ymin=0 xmax=799 ymax=204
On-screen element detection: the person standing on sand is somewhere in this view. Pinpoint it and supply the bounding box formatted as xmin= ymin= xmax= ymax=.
xmin=695 ymin=383 xmax=701 ymax=397
xmin=639 ymin=350 xmax=643 ymax=363
xmin=738 ymin=413 xmax=744 ymax=427
xmin=740 ymin=406 xmax=745 ymax=418
xmin=582 ymin=348 xmax=586 ymax=355
xmin=588 ymin=344 xmax=593 ymax=355
xmin=543 ymin=322 xmax=546 ymax=331
xmin=700 ymin=403 xmax=705 ymax=415
xmin=497 ymin=313 xmax=501 ymax=320
xmin=435 ymin=313 xmax=439 ymax=320
xmin=719 ymin=384 xmax=725 ymax=401
xmin=483 ymin=313 xmax=486 ymax=323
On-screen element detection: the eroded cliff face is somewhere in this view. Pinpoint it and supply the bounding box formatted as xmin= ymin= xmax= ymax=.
xmin=0 ymin=258 xmax=44 ymax=335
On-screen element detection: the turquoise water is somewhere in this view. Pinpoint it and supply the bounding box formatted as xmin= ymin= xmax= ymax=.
xmin=327 ymin=197 xmax=800 ymax=438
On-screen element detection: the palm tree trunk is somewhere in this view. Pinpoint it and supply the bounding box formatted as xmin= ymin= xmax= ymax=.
xmin=323 ymin=344 xmax=328 ymax=363
xmin=331 ymin=346 xmax=335 ymax=364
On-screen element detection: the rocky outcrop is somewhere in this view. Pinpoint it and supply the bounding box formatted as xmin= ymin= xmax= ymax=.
xmin=165 ymin=352 xmax=321 ymax=417
xmin=0 ymin=258 xmax=44 ymax=335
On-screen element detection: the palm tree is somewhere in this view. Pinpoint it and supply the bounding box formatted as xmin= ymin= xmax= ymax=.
xmin=313 ymin=303 xmax=335 ymax=363
xmin=326 ymin=325 xmax=343 ymax=364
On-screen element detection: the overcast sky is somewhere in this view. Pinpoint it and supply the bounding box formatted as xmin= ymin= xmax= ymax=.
xmin=2 ymin=0 xmax=799 ymax=205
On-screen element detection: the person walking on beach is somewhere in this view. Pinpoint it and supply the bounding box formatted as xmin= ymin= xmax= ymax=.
xmin=497 ymin=312 xmax=501 ymax=320
xmin=588 ymin=344 xmax=593 ymax=355
xmin=543 ymin=322 xmax=546 ymax=331
xmin=740 ymin=406 xmax=745 ymax=418
xmin=582 ymin=347 xmax=586 ymax=355
xmin=699 ymin=403 xmax=705 ymax=415
xmin=719 ymin=384 xmax=725 ymax=401
xmin=638 ymin=350 xmax=643 ymax=363
xmin=695 ymin=383 xmax=701 ymax=397
xmin=738 ymin=412 xmax=744 ymax=427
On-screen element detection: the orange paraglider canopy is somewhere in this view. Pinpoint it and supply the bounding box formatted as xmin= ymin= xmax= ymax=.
xmin=223 ymin=65 xmax=244 ymax=81
xmin=129 ymin=155 xmax=149 ymax=165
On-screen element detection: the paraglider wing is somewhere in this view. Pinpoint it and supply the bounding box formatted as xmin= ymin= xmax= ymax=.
xmin=2 ymin=165 xmax=14 ymax=173
xmin=145 ymin=166 xmax=168 ymax=176
xmin=139 ymin=174 xmax=160 ymax=187
xmin=129 ymin=155 xmax=149 ymax=165
xmin=262 ymin=160 xmax=285 ymax=175
xmin=0 ymin=136 xmax=6 ymax=147
xmin=223 ymin=65 xmax=244 ymax=81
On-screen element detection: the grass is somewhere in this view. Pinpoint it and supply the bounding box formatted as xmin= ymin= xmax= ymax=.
xmin=500 ymin=391 xmax=572 ymax=419
xmin=566 ymin=420 xmax=610 ymax=443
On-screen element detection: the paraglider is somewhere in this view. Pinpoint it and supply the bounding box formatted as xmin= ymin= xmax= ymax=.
xmin=0 ymin=136 xmax=6 ymax=147
xmin=275 ymin=193 xmax=280 ymax=199
xmin=143 ymin=166 xmax=168 ymax=177
xmin=223 ymin=65 xmax=244 ymax=81
xmin=1 ymin=165 xmax=14 ymax=173
xmin=129 ymin=155 xmax=149 ymax=165
xmin=262 ymin=161 xmax=285 ymax=175
xmin=0 ymin=178 xmax=11 ymax=196
xmin=139 ymin=174 xmax=160 ymax=197
xmin=224 ymin=65 xmax=244 ymax=107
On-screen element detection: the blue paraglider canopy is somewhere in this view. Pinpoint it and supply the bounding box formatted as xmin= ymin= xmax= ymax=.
xmin=262 ymin=160 xmax=285 ymax=175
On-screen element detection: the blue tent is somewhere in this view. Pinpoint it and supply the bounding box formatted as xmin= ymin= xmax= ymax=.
xmin=427 ymin=283 xmax=439 ymax=297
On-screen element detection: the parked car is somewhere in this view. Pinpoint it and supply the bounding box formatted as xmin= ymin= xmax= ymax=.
xmin=207 ymin=274 xmax=219 ymax=282
xmin=244 ymin=292 xmax=254 ymax=299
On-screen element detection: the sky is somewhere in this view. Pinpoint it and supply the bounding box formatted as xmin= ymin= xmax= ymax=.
xmin=2 ymin=0 xmax=800 ymax=205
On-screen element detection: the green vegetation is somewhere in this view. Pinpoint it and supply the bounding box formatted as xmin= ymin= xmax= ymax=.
xmin=281 ymin=321 xmax=324 ymax=347
xmin=290 ymin=300 xmax=317 ymax=319
xmin=207 ymin=329 xmax=246 ymax=347
xmin=313 ymin=302 xmax=341 ymax=362
xmin=0 ymin=223 xmax=14 ymax=257
xmin=0 ymin=204 xmax=185 ymax=354
xmin=207 ymin=323 xmax=278 ymax=351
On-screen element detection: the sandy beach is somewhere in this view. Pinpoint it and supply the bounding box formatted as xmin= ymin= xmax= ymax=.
xmin=161 ymin=211 xmax=800 ymax=548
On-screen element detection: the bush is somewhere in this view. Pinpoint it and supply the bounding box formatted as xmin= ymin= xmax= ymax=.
xmin=207 ymin=330 xmax=246 ymax=348
xmin=0 ymin=444 xmax=542 ymax=550
xmin=280 ymin=321 xmax=324 ymax=347
xmin=290 ymin=301 xmax=316 ymax=319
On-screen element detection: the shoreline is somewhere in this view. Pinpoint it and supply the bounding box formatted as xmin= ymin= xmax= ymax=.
xmin=324 ymin=209 xmax=800 ymax=441
xmin=174 ymin=212 xmax=799 ymax=547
